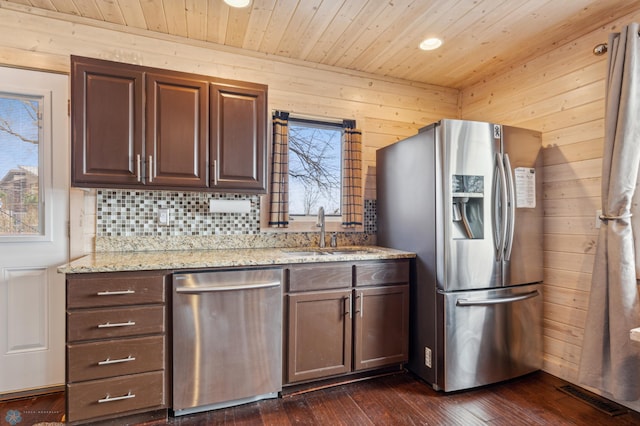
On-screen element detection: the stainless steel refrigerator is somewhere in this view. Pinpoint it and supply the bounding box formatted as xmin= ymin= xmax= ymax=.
xmin=377 ymin=119 xmax=543 ymax=392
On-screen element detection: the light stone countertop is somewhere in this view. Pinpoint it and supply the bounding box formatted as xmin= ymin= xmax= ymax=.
xmin=58 ymin=246 xmax=415 ymax=274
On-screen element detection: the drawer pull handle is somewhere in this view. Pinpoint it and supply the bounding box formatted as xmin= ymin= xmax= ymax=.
xmin=98 ymin=391 xmax=135 ymax=404
xmin=98 ymin=355 xmax=136 ymax=366
xmin=97 ymin=321 xmax=136 ymax=328
xmin=96 ymin=290 xmax=135 ymax=296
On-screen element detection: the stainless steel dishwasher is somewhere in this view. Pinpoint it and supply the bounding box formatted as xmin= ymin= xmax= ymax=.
xmin=172 ymin=268 xmax=282 ymax=416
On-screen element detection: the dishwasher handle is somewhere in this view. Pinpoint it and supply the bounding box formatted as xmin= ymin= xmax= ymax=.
xmin=175 ymin=280 xmax=281 ymax=293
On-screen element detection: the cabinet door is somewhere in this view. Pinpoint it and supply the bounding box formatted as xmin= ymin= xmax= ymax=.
xmin=210 ymin=81 xmax=267 ymax=192
xmin=72 ymin=57 xmax=143 ymax=186
xmin=146 ymin=73 xmax=208 ymax=188
xmin=353 ymin=285 xmax=409 ymax=371
xmin=286 ymin=289 xmax=352 ymax=383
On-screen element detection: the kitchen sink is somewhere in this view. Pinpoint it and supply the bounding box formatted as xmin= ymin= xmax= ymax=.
xmin=282 ymin=248 xmax=376 ymax=256
xmin=282 ymin=250 xmax=330 ymax=256
xmin=325 ymin=249 xmax=372 ymax=255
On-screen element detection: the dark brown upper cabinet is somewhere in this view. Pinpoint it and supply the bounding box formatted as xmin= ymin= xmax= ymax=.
xmin=71 ymin=56 xmax=267 ymax=193
xmin=210 ymin=80 xmax=267 ymax=192
xmin=145 ymin=73 xmax=208 ymax=188
xmin=71 ymin=56 xmax=144 ymax=186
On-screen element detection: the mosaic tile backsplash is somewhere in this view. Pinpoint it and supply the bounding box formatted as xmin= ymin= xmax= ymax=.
xmin=364 ymin=199 xmax=376 ymax=235
xmin=95 ymin=190 xmax=377 ymax=252
xmin=97 ymin=190 xmax=260 ymax=237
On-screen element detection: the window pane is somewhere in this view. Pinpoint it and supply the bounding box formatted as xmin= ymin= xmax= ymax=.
xmin=0 ymin=94 xmax=43 ymax=235
xmin=288 ymin=121 xmax=341 ymax=216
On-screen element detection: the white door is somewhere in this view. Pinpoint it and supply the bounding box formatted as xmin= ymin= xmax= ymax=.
xmin=0 ymin=67 xmax=68 ymax=394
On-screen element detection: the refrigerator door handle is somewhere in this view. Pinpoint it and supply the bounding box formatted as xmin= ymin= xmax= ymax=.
xmin=503 ymin=153 xmax=516 ymax=261
xmin=495 ymin=153 xmax=508 ymax=260
xmin=456 ymin=290 xmax=539 ymax=306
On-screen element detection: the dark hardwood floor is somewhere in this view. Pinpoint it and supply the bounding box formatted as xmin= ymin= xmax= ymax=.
xmin=2 ymin=372 xmax=640 ymax=425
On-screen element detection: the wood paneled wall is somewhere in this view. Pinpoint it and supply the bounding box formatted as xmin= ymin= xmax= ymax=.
xmin=0 ymin=6 xmax=458 ymax=256
xmin=3 ymin=2 xmax=639 ymax=409
xmin=460 ymin=9 xmax=640 ymax=409
xmin=0 ymin=7 xmax=458 ymax=205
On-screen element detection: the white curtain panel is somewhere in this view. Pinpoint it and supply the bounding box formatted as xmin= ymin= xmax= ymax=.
xmin=578 ymin=22 xmax=640 ymax=401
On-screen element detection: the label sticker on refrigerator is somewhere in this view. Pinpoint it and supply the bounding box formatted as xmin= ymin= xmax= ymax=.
xmin=514 ymin=167 xmax=536 ymax=208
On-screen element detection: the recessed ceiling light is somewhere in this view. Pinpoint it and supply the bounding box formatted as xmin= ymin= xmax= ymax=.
xmin=224 ymin=0 xmax=251 ymax=7
xmin=419 ymin=38 xmax=443 ymax=51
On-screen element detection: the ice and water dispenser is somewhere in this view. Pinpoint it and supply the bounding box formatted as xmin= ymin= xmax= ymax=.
xmin=451 ymin=175 xmax=484 ymax=239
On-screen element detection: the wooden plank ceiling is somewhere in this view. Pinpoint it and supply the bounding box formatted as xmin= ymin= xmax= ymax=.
xmin=3 ymin=0 xmax=640 ymax=89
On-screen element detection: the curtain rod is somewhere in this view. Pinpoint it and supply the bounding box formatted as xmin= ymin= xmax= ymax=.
xmin=593 ymin=30 xmax=640 ymax=55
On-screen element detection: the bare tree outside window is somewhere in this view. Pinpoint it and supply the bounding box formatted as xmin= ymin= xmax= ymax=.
xmin=288 ymin=120 xmax=342 ymax=216
xmin=0 ymin=95 xmax=42 ymax=235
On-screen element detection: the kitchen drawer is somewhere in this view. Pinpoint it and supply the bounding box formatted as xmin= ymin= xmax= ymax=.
xmin=67 ymin=272 xmax=165 ymax=308
xmin=66 ymin=370 xmax=164 ymax=422
xmin=354 ymin=260 xmax=410 ymax=287
xmin=288 ymin=263 xmax=353 ymax=292
xmin=67 ymin=305 xmax=165 ymax=342
xmin=67 ymin=335 xmax=164 ymax=382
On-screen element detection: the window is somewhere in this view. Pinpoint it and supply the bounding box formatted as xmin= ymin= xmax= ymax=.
xmin=266 ymin=112 xmax=362 ymax=232
xmin=0 ymin=94 xmax=43 ymax=236
xmin=288 ymin=118 xmax=342 ymax=218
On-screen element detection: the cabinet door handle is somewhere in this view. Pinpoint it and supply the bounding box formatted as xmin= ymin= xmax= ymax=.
xmin=344 ymin=294 xmax=351 ymax=319
xmin=213 ymin=159 xmax=218 ymax=186
xmin=97 ymin=320 xmax=136 ymax=328
xmin=98 ymin=355 xmax=136 ymax=366
xmin=136 ymin=154 xmax=141 ymax=182
xmin=359 ymin=291 xmax=364 ymax=318
xmin=96 ymin=290 xmax=135 ymax=296
xmin=148 ymin=155 xmax=153 ymax=183
xmin=98 ymin=392 xmax=135 ymax=404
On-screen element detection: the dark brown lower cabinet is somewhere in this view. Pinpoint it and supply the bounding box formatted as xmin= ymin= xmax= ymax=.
xmin=65 ymin=271 xmax=168 ymax=424
xmin=287 ymin=289 xmax=353 ymax=383
xmin=285 ymin=259 xmax=410 ymax=385
xmin=67 ymin=371 xmax=165 ymax=423
xmin=354 ymin=285 xmax=409 ymax=370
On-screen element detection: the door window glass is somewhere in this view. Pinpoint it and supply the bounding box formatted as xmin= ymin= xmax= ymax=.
xmin=0 ymin=94 xmax=43 ymax=236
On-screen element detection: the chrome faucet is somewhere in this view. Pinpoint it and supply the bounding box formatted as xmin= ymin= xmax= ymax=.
xmin=317 ymin=206 xmax=326 ymax=248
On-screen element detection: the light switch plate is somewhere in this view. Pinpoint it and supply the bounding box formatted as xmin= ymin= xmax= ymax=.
xmin=158 ymin=208 xmax=169 ymax=225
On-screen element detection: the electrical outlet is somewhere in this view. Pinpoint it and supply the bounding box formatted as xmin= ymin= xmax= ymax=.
xmin=595 ymin=209 xmax=602 ymax=229
xmin=425 ymin=347 xmax=432 ymax=368
xmin=158 ymin=208 xmax=169 ymax=225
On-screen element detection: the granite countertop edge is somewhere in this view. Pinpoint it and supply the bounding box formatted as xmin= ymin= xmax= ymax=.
xmin=58 ymin=246 xmax=416 ymax=274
